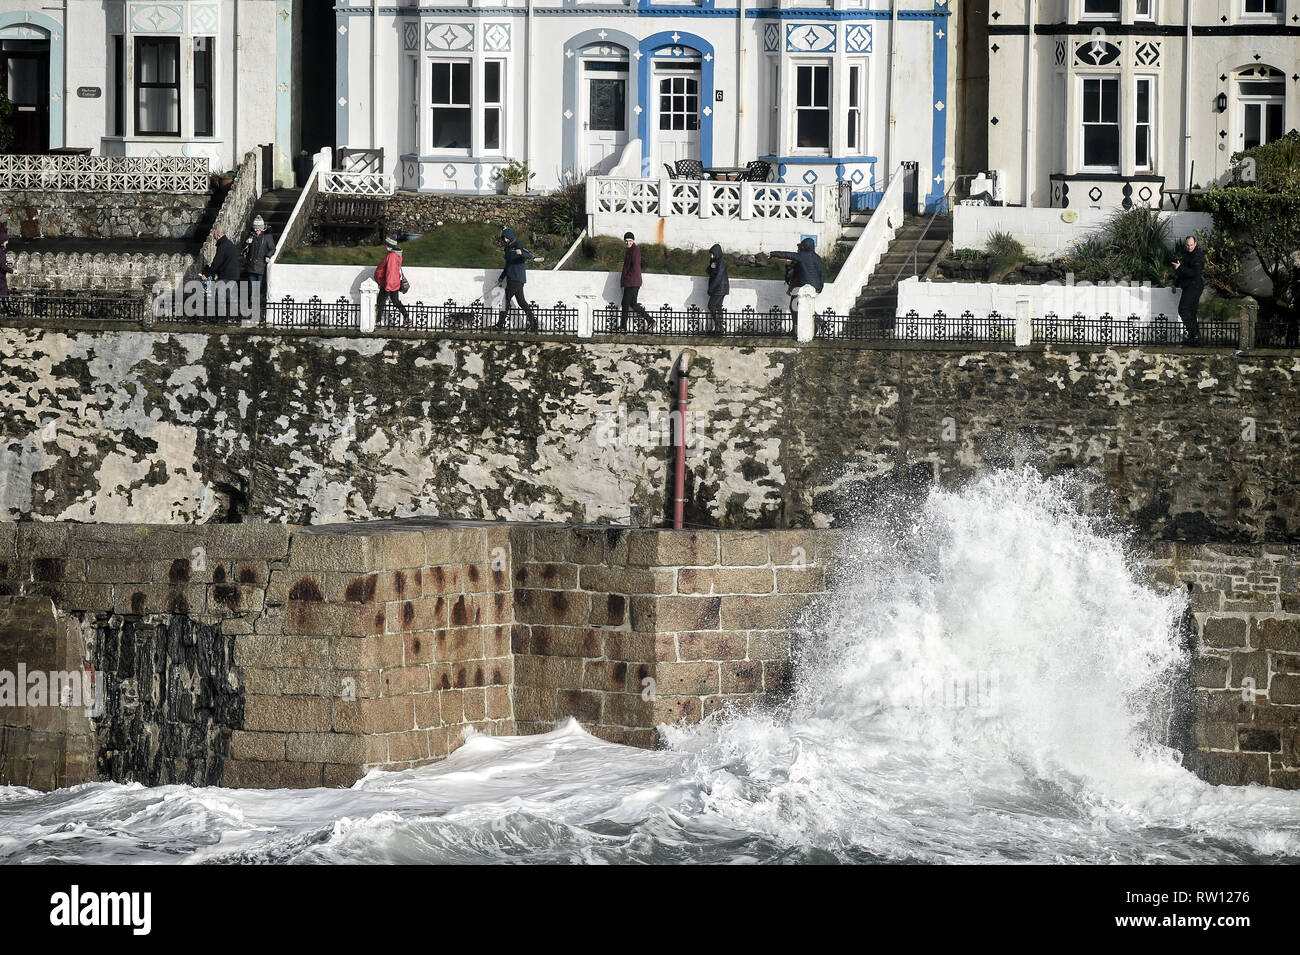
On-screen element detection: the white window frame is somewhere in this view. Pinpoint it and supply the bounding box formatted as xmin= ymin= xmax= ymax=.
xmin=428 ymin=57 xmax=473 ymax=155
xmin=483 ymin=58 xmax=505 ymax=154
xmin=846 ymin=62 xmax=865 ymax=154
xmin=1134 ymin=76 xmax=1155 ymax=170
xmin=1241 ymin=0 xmax=1283 ymax=21
xmin=1134 ymin=0 xmax=1154 ymax=20
xmin=1080 ymin=0 xmax=1121 ymax=21
xmin=791 ymin=60 xmax=831 ymax=156
xmin=1079 ymin=74 xmax=1121 ymax=172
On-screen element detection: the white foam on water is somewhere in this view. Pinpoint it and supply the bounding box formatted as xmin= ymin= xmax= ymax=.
xmin=1 ymin=468 xmax=1298 ymax=863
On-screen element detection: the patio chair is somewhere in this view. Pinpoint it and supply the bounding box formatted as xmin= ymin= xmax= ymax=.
xmin=742 ymin=160 xmax=772 ymax=183
xmin=675 ymin=159 xmax=706 ymax=179
xmin=663 ymin=163 xmax=678 ymax=180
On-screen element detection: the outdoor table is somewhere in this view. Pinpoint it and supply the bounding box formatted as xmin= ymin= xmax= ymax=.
xmin=704 ymin=167 xmax=746 ymax=181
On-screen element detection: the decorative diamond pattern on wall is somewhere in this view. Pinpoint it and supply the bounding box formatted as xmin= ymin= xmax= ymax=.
xmin=403 ymin=22 xmax=418 ymax=51
xmin=1135 ymin=41 xmax=1160 ymax=67
xmin=763 ymin=23 xmax=779 ymax=52
xmin=845 ymin=24 xmax=872 ymax=54
xmin=190 ymin=3 xmax=219 ymax=34
xmin=850 ymin=169 xmax=865 ymax=185
xmin=1089 ymin=187 xmax=1104 ymax=203
xmin=1075 ymin=41 xmax=1121 ymax=67
xmin=785 ymin=23 xmax=835 ymax=54
xmin=426 ymin=23 xmax=474 ymax=52
xmin=129 ymin=3 xmax=184 ymax=34
xmin=802 ymin=169 xmax=818 ymax=184
xmin=484 ymin=23 xmax=511 ymax=52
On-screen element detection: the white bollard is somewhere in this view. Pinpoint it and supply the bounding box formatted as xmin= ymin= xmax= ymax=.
xmin=795 ymin=286 xmax=817 ymax=343
xmin=359 ymin=278 xmax=377 ymax=333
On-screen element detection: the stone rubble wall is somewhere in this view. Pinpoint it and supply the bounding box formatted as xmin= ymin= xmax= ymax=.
xmin=9 ymin=251 xmax=197 ymax=293
xmin=0 ymin=190 xmax=212 ymax=241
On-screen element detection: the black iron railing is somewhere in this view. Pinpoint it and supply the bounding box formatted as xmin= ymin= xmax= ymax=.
xmin=6 ymin=290 xmax=147 ymax=322
xmin=815 ymin=309 xmax=1243 ymax=346
xmin=1255 ymin=317 xmax=1299 ymax=349
xmin=1035 ymin=312 xmax=1237 ymax=347
xmin=379 ymin=299 xmax=579 ymax=336
xmin=263 ymin=295 xmax=359 ymax=328
xmin=594 ymin=302 xmax=794 ymax=338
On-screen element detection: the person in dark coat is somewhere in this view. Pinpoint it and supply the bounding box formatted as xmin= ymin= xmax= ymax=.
xmin=495 ymin=227 xmax=541 ymax=331
xmin=706 ymin=243 xmax=729 ymax=335
xmin=243 ymin=215 xmax=275 ymax=305
xmin=1172 ymin=235 xmax=1204 ymax=346
xmin=0 ymin=232 xmax=14 ymax=315
xmin=764 ymin=237 xmax=825 ymax=322
xmin=203 ymin=226 xmax=241 ymax=282
xmin=619 ymin=232 xmax=656 ymax=332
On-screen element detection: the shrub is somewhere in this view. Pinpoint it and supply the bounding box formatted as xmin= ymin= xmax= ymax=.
xmin=1101 ymin=206 xmax=1173 ymax=283
xmin=985 ymin=231 xmax=1028 ymax=282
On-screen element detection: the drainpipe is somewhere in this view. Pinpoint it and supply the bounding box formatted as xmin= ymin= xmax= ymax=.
xmin=886 ymin=0 xmax=897 ymax=176
xmin=1182 ymin=0 xmax=1192 ymax=190
xmin=370 ymin=0 xmax=378 ymax=148
xmin=232 ymin=0 xmax=240 ymax=161
xmin=736 ymin=0 xmax=745 ymax=166
xmin=671 ymin=350 xmax=696 ymax=530
xmin=1023 ymin=0 xmax=1035 ymax=207
xmin=526 ymin=0 xmax=534 ymax=174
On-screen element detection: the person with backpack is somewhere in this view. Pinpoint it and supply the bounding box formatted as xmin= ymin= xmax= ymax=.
xmin=374 ymin=235 xmax=410 ymax=326
xmin=764 ymin=237 xmax=825 ymax=325
xmin=705 ymin=243 xmax=728 ymax=336
xmin=494 ymin=227 xmax=542 ymax=331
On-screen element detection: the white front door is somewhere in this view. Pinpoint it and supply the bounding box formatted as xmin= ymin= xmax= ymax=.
xmin=652 ymin=63 xmax=702 ymax=173
xmin=581 ymin=59 xmax=629 ymax=175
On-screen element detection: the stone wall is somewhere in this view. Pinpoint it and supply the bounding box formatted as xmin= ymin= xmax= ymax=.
xmin=2 ymin=328 xmax=1298 ymax=543
xmin=1148 ymin=542 xmax=1300 ymax=790
xmin=0 ymin=190 xmax=213 ymax=241
xmin=10 ymin=251 xmax=197 ymax=293
xmin=1 ymin=521 xmax=1298 ymax=790
xmin=508 ymin=526 xmax=831 ymax=746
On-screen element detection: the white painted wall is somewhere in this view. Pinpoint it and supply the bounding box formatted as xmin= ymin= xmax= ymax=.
xmin=268 ymin=261 xmax=783 ymax=314
xmin=896 ymin=276 xmax=1184 ymax=322
xmin=954 ymin=206 xmax=1216 ymax=258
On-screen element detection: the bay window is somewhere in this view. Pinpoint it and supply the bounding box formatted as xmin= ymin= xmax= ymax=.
xmin=193 ymin=38 xmax=213 ymax=138
xmin=1081 ymin=76 xmax=1119 ymax=169
xmin=794 ymin=63 xmax=830 ymax=151
xmin=430 ymin=60 xmax=472 ymax=150
xmin=483 ymin=61 xmax=503 ymax=152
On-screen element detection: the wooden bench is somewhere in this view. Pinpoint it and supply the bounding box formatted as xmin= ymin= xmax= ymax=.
xmin=322 ymin=195 xmax=385 ymax=244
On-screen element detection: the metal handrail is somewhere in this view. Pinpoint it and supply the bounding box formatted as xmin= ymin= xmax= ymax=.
xmin=889 ymin=174 xmax=976 ymax=288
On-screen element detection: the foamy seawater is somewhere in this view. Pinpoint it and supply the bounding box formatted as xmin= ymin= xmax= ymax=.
xmin=3 ymin=470 xmax=1298 ymax=864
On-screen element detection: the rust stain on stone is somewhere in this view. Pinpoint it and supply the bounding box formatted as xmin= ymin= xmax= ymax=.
xmin=612 ymin=661 xmax=628 ymax=684
xmin=167 ymin=558 xmax=191 ymax=583
xmin=451 ymin=595 xmax=470 ymax=626
xmin=440 ymin=671 xmax=452 ymax=690
xmin=213 ymin=565 xmax=226 ymax=584
xmin=130 ymin=591 xmax=146 ymax=614
xmin=168 ymin=593 xmax=190 ymax=614
xmin=393 ymin=570 xmax=406 ymax=597
xmin=213 ymin=585 xmax=240 ymax=611
xmin=455 ymin=667 xmax=467 ymax=688
xmin=474 ymin=666 xmax=484 ymax=687
xmin=402 ymin=600 xmax=415 ymax=626
xmin=288 ymin=577 xmax=324 ymax=602
xmin=344 ymin=573 xmax=378 ymax=603
xmin=467 ymin=564 xmax=479 ymax=584
xmin=238 ymin=567 xmax=257 ymax=584
xmin=32 ymin=558 xmax=64 ymax=582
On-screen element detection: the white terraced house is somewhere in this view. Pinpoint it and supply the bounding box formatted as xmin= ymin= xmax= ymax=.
xmin=984 ymin=0 xmax=1300 ymax=209
xmin=0 ymin=0 xmax=304 ymax=181
xmin=334 ymin=0 xmax=965 ymax=214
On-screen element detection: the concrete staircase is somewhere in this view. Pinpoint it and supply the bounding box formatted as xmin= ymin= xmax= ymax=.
xmin=835 ymin=208 xmax=874 ymax=250
xmin=248 ymin=187 xmax=302 ymax=241
xmin=849 ymin=214 xmax=952 ymax=322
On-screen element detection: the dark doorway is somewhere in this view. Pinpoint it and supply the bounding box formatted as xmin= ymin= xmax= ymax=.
xmin=298 ymin=0 xmax=337 ymax=156
xmin=1 ymin=40 xmax=50 ymax=154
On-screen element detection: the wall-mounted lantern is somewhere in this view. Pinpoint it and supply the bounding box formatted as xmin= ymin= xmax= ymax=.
xmin=1216 ymin=92 xmax=1228 ymax=113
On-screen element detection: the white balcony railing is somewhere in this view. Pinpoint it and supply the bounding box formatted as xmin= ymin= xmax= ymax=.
xmin=590 ymin=176 xmax=821 ymax=222
xmin=321 ymin=170 xmax=396 ymax=196
xmin=0 ymin=154 xmax=212 ymax=193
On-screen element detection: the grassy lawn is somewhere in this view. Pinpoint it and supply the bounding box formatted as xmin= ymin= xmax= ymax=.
xmin=280 ymin=223 xmax=846 ymax=281
xmin=563 ymin=236 xmax=845 ymax=282
xmin=278 ymin=222 xmax=506 ymax=269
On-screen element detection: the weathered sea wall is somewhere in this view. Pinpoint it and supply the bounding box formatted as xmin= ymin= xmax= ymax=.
xmin=2 ymin=325 xmax=1299 ymax=540
xmin=0 ymin=522 xmax=1296 ymax=791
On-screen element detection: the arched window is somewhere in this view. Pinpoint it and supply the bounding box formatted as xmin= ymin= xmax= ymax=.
xmin=1236 ymin=66 xmax=1285 ymax=151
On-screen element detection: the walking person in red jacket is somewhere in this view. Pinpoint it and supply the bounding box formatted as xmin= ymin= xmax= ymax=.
xmin=374 ymin=236 xmax=410 ymax=326
xmin=618 ymin=232 xmax=656 ymax=332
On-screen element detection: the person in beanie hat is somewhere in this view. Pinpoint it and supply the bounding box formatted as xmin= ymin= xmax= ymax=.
xmin=243 ymin=214 xmax=276 ymax=306
xmin=0 ymin=233 xmax=14 ymax=316
xmin=618 ymin=232 xmax=655 ymax=333
xmin=374 ymin=235 xmax=410 ymax=326
xmin=495 ymin=226 xmax=542 ymax=331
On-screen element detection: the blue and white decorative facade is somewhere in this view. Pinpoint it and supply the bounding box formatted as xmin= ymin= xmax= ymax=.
xmin=336 ymin=0 xmax=958 ymax=212
xmin=0 ymin=0 xmax=299 ymax=180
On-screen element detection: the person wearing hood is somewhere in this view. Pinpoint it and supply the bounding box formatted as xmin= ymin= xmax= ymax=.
xmin=243 ymin=214 xmax=276 ymax=304
xmin=764 ymin=237 xmax=825 ymax=324
xmin=373 ymin=235 xmax=410 ymax=326
xmin=0 ymin=233 xmax=14 ymax=315
xmin=495 ymin=227 xmax=542 ymax=331
xmin=705 ymin=244 xmax=728 ymax=336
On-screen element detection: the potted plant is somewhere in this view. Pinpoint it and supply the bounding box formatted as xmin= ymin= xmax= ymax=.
xmin=498 ymin=159 xmax=535 ymax=196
